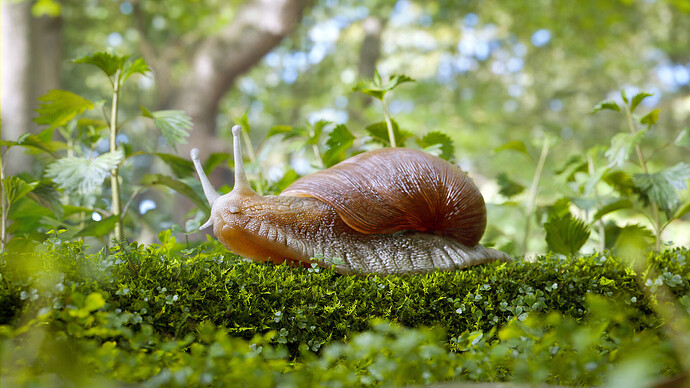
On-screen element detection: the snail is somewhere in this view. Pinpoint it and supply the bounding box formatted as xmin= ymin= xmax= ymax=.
xmin=190 ymin=125 xmax=511 ymax=275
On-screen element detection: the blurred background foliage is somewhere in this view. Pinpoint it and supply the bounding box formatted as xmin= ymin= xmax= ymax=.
xmin=1 ymin=0 xmax=689 ymax=254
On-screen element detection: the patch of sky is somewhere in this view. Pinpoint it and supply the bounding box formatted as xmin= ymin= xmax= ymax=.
xmin=391 ymin=0 xmax=415 ymax=26
xmin=265 ymin=52 xmax=281 ymax=67
xmin=508 ymin=84 xmax=523 ymax=98
xmin=419 ymin=13 xmax=432 ymax=27
xmin=107 ymin=32 xmax=123 ymax=46
xmin=334 ymin=96 xmax=348 ymax=109
xmin=120 ymin=2 xmax=133 ymax=15
xmin=464 ymin=13 xmax=479 ymax=27
xmin=309 ymin=19 xmax=340 ymax=43
xmin=503 ymin=100 xmax=519 ymax=112
xmin=549 ymin=99 xmax=563 ymax=112
xmin=238 ymin=77 xmax=258 ymax=95
xmin=139 ymin=199 xmax=156 ymax=215
xmin=389 ymin=100 xmax=415 ymax=115
xmin=308 ymin=108 xmax=348 ymax=125
xmin=92 ymin=212 xmax=102 ymax=221
xmin=531 ymin=29 xmax=551 ymax=47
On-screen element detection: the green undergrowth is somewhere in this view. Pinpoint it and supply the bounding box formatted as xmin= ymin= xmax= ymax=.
xmin=1 ymin=238 xmax=689 ymax=387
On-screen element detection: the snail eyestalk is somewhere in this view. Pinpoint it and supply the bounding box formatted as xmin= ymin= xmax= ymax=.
xmin=191 ymin=148 xmax=220 ymax=207
xmin=230 ymin=125 xmax=254 ymax=195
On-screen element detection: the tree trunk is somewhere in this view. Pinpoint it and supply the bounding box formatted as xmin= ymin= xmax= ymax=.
xmin=1 ymin=3 xmax=62 ymax=175
xmin=170 ymin=0 xmax=313 ymax=155
xmin=1 ymin=2 xmax=34 ymax=175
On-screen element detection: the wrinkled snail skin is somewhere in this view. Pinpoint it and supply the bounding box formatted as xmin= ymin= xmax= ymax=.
xmin=191 ymin=125 xmax=511 ymax=275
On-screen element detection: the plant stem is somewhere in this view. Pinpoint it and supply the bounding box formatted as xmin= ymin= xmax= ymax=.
xmin=588 ymin=155 xmax=606 ymax=251
xmin=380 ymin=97 xmax=396 ymax=148
xmin=522 ymin=139 xmax=550 ymax=257
xmin=110 ymin=70 xmax=124 ymax=241
xmin=624 ymin=104 xmax=661 ymax=251
xmin=0 ymin=149 xmax=6 ymax=253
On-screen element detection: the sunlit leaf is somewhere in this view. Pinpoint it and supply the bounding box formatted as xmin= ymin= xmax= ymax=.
xmin=154 ymin=153 xmax=194 ymax=178
xmin=74 ymin=52 xmax=129 ymax=77
xmin=494 ymin=140 xmax=530 ymax=158
xmin=604 ymin=130 xmax=646 ymax=167
xmin=365 ymin=120 xmax=413 ymax=147
xmin=202 ymin=153 xmax=232 ymax=174
xmin=322 ymin=124 xmax=355 ymax=167
xmin=121 ymin=57 xmax=150 ymax=83
xmin=27 ymin=180 xmax=64 ymax=219
xmin=45 ymin=151 xmax=123 ymax=195
xmin=639 ymin=109 xmax=660 ymax=126
xmin=674 ymin=200 xmax=690 ymax=219
xmin=544 ymin=215 xmax=591 ymax=257
xmin=416 ymin=131 xmax=455 ymax=161
xmin=141 ymin=107 xmax=192 ymax=150
xmin=591 ymin=100 xmax=620 ymax=113
xmin=12 ymin=132 xmax=60 ymax=157
xmin=2 ymin=177 xmax=39 ymax=205
xmin=73 ymin=215 xmax=119 ymax=238
xmin=140 ymin=174 xmax=209 ymax=211
xmin=272 ymin=169 xmax=300 ymax=192
xmin=675 ymin=127 xmax=690 ymax=147
xmin=593 ymin=198 xmax=633 ymax=221
xmin=308 ymin=120 xmax=331 ymax=145
xmin=633 ymin=163 xmax=690 ymax=211
xmin=603 ymin=170 xmax=635 ymax=196
xmin=32 ymin=0 xmax=61 ymax=16
xmin=353 ymin=71 xmax=414 ymax=100
xmin=34 ymin=90 xmax=93 ymax=128
xmin=613 ymin=224 xmax=655 ymax=264
xmin=496 ymin=173 xmax=526 ymax=198
xmin=630 ymin=91 xmax=653 ymax=113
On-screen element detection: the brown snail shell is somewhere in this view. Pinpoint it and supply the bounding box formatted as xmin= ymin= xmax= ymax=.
xmin=281 ymin=148 xmax=486 ymax=246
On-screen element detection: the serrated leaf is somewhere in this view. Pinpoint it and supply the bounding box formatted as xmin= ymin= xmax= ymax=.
xmin=73 ymin=215 xmax=119 ymax=238
xmin=308 ymin=120 xmax=331 ymax=145
xmin=633 ymin=163 xmax=690 ymax=211
xmin=603 ymin=170 xmax=635 ymax=196
xmin=140 ymin=174 xmax=209 ymax=211
xmin=3 ymin=177 xmax=39 ymax=205
xmin=591 ymin=100 xmax=620 ymax=113
xmin=365 ymin=120 xmax=413 ymax=147
xmin=547 ymin=198 xmax=571 ymax=219
xmin=121 ymin=57 xmax=150 ymax=84
xmin=639 ymin=109 xmax=660 ymax=127
xmin=630 ymin=92 xmax=653 ymax=113
xmin=45 ymin=150 xmax=123 ymax=195
xmin=496 ymin=173 xmax=526 ymax=198
xmin=353 ymin=72 xmax=415 ymax=100
xmin=544 ymin=214 xmax=591 ymax=257
xmin=604 ymin=130 xmax=646 ymax=167
xmin=12 ymin=132 xmax=60 ymax=157
xmin=416 ymin=131 xmax=455 ymax=161
xmin=322 ymin=124 xmax=355 ymax=167
xmin=34 ymin=90 xmax=93 ymax=128
xmin=612 ymin=224 xmax=654 ymax=262
xmin=674 ymin=127 xmax=690 ymax=147
xmin=593 ymin=198 xmax=633 ymax=221
xmin=153 ymin=153 xmax=194 ymax=178
xmin=494 ymin=140 xmax=530 ymax=157
xmin=28 ymin=180 xmax=64 ymax=219
xmin=143 ymin=109 xmax=192 ymax=150
xmin=74 ymin=52 xmax=129 ymax=77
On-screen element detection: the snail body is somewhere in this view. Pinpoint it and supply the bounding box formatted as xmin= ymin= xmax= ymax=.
xmin=191 ymin=125 xmax=510 ymax=275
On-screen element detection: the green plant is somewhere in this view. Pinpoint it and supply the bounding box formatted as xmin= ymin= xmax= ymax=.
xmin=547 ymin=90 xmax=690 ymax=255
xmin=0 ymin=52 xmax=205 ymax=249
